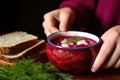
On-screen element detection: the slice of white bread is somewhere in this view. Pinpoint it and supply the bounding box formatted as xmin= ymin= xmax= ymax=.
xmin=0 ymin=40 xmax=46 ymax=65
xmin=0 ymin=31 xmax=38 ymax=55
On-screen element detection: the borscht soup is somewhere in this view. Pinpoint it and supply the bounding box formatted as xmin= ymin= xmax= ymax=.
xmin=46 ymin=31 xmax=101 ymax=74
xmin=51 ymin=36 xmax=97 ymax=48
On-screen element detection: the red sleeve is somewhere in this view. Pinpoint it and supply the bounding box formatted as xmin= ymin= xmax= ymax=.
xmin=59 ymin=0 xmax=97 ymax=31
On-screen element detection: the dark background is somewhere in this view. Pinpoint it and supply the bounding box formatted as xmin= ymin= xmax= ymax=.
xmin=0 ymin=0 xmax=62 ymax=39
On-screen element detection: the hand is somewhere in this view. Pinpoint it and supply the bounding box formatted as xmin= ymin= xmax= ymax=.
xmin=91 ymin=25 xmax=120 ymax=72
xmin=42 ymin=7 xmax=75 ymax=36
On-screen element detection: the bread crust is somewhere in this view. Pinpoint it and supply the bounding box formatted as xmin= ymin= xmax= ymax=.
xmin=0 ymin=40 xmax=47 ymax=65
xmin=0 ymin=31 xmax=38 ymax=55
xmin=0 ymin=39 xmax=38 ymax=55
xmin=0 ymin=60 xmax=12 ymax=65
xmin=0 ymin=47 xmax=9 ymax=55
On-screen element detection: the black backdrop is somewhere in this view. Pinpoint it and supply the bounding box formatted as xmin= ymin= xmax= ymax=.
xmin=0 ymin=0 xmax=62 ymax=39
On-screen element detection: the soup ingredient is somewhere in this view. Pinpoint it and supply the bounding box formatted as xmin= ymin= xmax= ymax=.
xmin=61 ymin=37 xmax=88 ymax=47
xmin=51 ymin=36 xmax=97 ymax=48
xmin=0 ymin=58 xmax=73 ymax=80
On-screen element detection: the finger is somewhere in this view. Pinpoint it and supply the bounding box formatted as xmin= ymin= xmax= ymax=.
xmin=44 ymin=13 xmax=60 ymax=35
xmin=42 ymin=21 xmax=50 ymax=36
xmin=42 ymin=21 xmax=59 ymax=36
xmin=91 ymin=31 xmax=118 ymax=72
xmin=43 ymin=11 xmax=62 ymax=30
xmin=104 ymin=37 xmax=120 ymax=68
xmin=59 ymin=13 xmax=70 ymax=31
xmin=43 ymin=13 xmax=57 ymax=28
xmin=114 ymin=58 xmax=120 ymax=68
xmin=59 ymin=9 xmax=75 ymax=31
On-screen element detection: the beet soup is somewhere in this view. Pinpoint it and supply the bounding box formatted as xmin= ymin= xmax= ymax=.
xmin=51 ymin=36 xmax=97 ymax=48
xmin=46 ymin=31 xmax=101 ymax=74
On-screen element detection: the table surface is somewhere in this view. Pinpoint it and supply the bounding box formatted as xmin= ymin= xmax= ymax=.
xmin=26 ymin=41 xmax=120 ymax=80
xmin=40 ymin=52 xmax=120 ymax=80
xmin=73 ymin=68 xmax=120 ymax=80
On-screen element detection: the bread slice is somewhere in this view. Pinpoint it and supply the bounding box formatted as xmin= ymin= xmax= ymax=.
xmin=0 ymin=31 xmax=38 ymax=55
xmin=0 ymin=40 xmax=46 ymax=65
xmin=0 ymin=60 xmax=12 ymax=65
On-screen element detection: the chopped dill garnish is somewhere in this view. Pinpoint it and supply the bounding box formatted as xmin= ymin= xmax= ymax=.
xmin=63 ymin=37 xmax=84 ymax=44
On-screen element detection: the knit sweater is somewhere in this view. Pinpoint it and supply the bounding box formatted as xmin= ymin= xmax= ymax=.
xmin=59 ymin=0 xmax=120 ymax=36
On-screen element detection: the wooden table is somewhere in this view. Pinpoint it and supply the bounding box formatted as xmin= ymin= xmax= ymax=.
xmin=37 ymin=50 xmax=120 ymax=80
xmin=39 ymin=52 xmax=120 ymax=80
xmin=23 ymin=41 xmax=120 ymax=80
xmin=73 ymin=68 xmax=120 ymax=80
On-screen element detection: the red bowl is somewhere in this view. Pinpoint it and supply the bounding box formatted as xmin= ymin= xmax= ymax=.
xmin=46 ymin=31 xmax=101 ymax=74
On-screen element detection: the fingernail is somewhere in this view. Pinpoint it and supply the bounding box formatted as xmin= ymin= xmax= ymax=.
xmin=60 ymin=28 xmax=66 ymax=32
xmin=60 ymin=30 xmax=66 ymax=32
xmin=59 ymin=26 xmax=67 ymax=32
xmin=115 ymin=65 xmax=119 ymax=68
xmin=91 ymin=67 xmax=96 ymax=73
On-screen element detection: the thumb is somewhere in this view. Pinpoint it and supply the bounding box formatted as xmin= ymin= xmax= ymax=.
xmin=59 ymin=14 xmax=69 ymax=31
xmin=59 ymin=12 xmax=75 ymax=31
